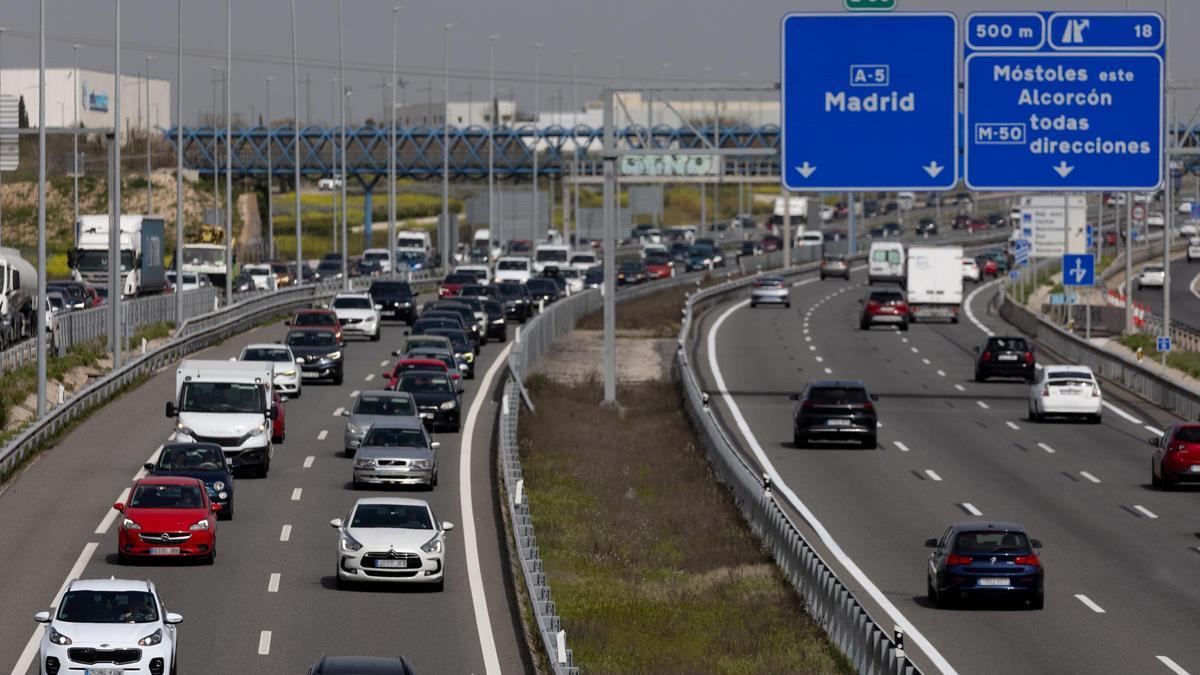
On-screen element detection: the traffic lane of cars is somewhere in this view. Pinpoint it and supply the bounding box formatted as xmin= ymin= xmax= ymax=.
xmin=699 ymin=273 xmax=1199 ymax=674
xmin=7 ymin=315 xmax=520 ymax=674
xmin=1128 ymin=256 xmax=1200 ymax=328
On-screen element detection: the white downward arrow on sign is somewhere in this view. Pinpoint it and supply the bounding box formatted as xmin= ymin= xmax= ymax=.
xmin=795 ymin=162 xmax=817 ymax=179
xmin=1053 ymin=161 xmax=1075 ymax=178
xmin=923 ymin=161 xmax=944 ymax=178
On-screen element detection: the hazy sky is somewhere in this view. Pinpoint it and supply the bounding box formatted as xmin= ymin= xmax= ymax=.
xmin=0 ymin=0 xmax=1195 ymax=125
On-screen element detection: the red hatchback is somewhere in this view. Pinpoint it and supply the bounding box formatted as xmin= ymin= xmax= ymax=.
xmin=385 ymin=358 xmax=461 ymax=391
xmin=1150 ymin=423 xmax=1200 ymax=489
xmin=114 ymin=476 xmax=219 ymax=564
xmin=439 ymin=273 xmax=475 ymax=298
xmin=288 ymin=309 xmax=344 ymax=343
xmin=644 ymin=257 xmax=673 ymax=280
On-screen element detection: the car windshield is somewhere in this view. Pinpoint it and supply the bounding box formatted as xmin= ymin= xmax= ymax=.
xmin=527 ymin=279 xmax=556 ymax=292
xmin=872 ymin=249 xmax=901 ymax=263
xmin=57 ymin=590 xmax=159 ymax=624
xmin=535 ymin=249 xmax=569 ymax=262
xmin=354 ymin=394 xmax=416 ymax=416
xmin=397 ymin=237 xmax=426 ymax=249
xmin=1048 ymin=371 xmax=1093 ymax=381
xmin=287 ymin=330 xmax=336 ymax=347
xmin=179 ymin=382 xmax=264 ymax=414
xmin=644 ymin=255 xmax=670 ymax=265
xmin=294 ymin=313 xmax=336 ymax=327
xmin=130 ymin=482 xmax=205 ymax=508
xmin=241 ymin=348 xmax=291 ymax=362
xmin=497 ymin=284 xmax=524 ymax=299
xmin=333 ymin=297 xmax=372 ymax=310
xmin=75 ymin=249 xmax=134 ymax=273
xmin=399 ymin=373 xmax=453 ymax=393
xmin=362 ymin=427 xmax=427 ymax=448
xmin=364 ymin=251 xmax=389 ymax=262
xmin=986 ymin=338 xmax=1028 ymax=351
xmin=414 ymin=318 xmax=458 ymax=332
xmin=160 ymin=446 xmax=225 ymax=471
xmin=1144 ymin=266 xmax=1164 ymax=273
xmin=954 ymin=530 xmax=1031 ymax=554
xmin=317 ymin=260 xmax=343 ymax=272
xmin=184 ymin=247 xmax=224 ymax=265
xmin=807 ymin=387 xmax=868 ymax=404
xmin=371 ymin=282 xmax=412 ymax=296
xmin=498 ymin=260 xmax=528 ymax=270
xmin=571 ymin=254 xmax=596 ymax=264
xmin=428 ymin=330 xmax=468 ymax=349
xmin=869 ymin=292 xmax=905 ymax=304
xmin=349 ymin=503 xmax=433 ymax=529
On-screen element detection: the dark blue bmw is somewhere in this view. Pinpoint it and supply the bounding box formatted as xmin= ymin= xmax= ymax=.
xmin=925 ymin=522 xmax=1043 ymax=609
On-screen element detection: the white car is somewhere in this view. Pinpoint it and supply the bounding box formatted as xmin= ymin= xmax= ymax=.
xmin=1179 ymin=200 xmax=1195 ymax=215
xmin=455 ymin=264 xmax=492 ymax=286
xmin=1188 ymin=237 xmax=1200 ymax=262
xmin=317 ymin=175 xmax=344 ymax=190
xmin=1178 ymin=222 xmax=1198 ymax=238
xmin=239 ymin=343 xmax=302 ymax=398
xmin=36 ymin=578 xmax=181 ymax=675
xmin=166 ymin=270 xmax=209 ymax=292
xmin=962 ymin=258 xmax=981 ymax=283
xmin=533 ymin=244 xmax=571 ymax=273
xmin=558 ymin=267 xmax=584 ymax=295
xmin=1028 ymin=365 xmax=1102 ymax=424
xmin=331 ymin=292 xmax=382 ymax=341
xmin=1147 ymin=211 xmax=1166 ymax=229
xmin=330 ymin=497 xmax=454 ymax=590
xmin=640 ymin=243 xmax=668 ymax=259
xmin=362 ymin=248 xmax=392 ymax=273
xmin=493 ymin=256 xmax=532 ymax=284
xmin=1137 ymin=264 xmax=1166 ymax=290
xmin=242 ymin=264 xmax=275 ymax=291
xmin=569 ymin=252 xmax=599 ymax=271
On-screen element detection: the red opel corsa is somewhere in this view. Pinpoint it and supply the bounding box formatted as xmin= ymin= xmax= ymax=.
xmin=115 ymin=476 xmax=219 ymax=564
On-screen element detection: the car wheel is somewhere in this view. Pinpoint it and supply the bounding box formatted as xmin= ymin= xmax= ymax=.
xmin=1151 ymin=463 xmax=1164 ymax=489
xmin=750 ymin=301 xmax=757 ymax=308
xmin=1028 ymin=404 xmax=1039 ymax=422
xmin=974 ymin=370 xmax=985 ymax=383
xmin=433 ymin=578 xmax=445 ymax=592
xmin=334 ymin=372 xmax=344 ymax=386
xmin=202 ymin=550 xmax=215 ymax=565
xmin=273 ymin=432 xmax=284 ymax=444
xmin=785 ymin=302 xmax=792 ymax=309
xmin=336 ymin=575 xmax=350 ymax=590
xmin=432 ymin=471 xmax=438 ymax=488
xmin=118 ymin=552 xmax=131 ymax=565
xmin=793 ymin=432 xmax=804 ymax=448
xmin=219 ymin=504 xmax=233 ymax=521
xmin=950 ymin=315 xmax=959 ymax=324
xmin=899 ymin=321 xmax=909 ymax=332
xmin=293 ymin=389 xmax=301 ymax=399
xmin=859 ymin=320 xmax=869 ymax=331
xmin=257 ymin=459 xmax=270 ymax=479
xmin=1088 ymin=413 xmax=1102 ymax=425
xmin=344 ymin=447 xmax=355 ymax=458
xmin=1029 ymin=592 xmax=1044 ymax=610
xmin=371 ymin=330 xmax=381 ymax=342
xmin=170 ymin=651 xmax=178 ymax=675
xmin=862 ymin=434 xmax=877 ymax=449
xmin=451 ymin=421 xmax=461 ymax=433
xmin=927 ymin=578 xmax=938 ymax=605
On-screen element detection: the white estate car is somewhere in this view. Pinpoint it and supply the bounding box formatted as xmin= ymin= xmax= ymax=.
xmin=1028 ymin=365 xmax=1102 ymax=424
xmin=239 ymin=343 xmax=302 ymax=398
xmin=331 ymin=293 xmax=382 ymax=341
xmin=331 ymin=497 xmax=454 ymax=590
xmin=569 ymin=251 xmax=599 ymax=271
xmin=493 ymin=257 xmax=533 ymax=284
xmin=1137 ymin=264 xmax=1166 ymax=290
xmin=35 ymin=578 xmax=181 ymax=675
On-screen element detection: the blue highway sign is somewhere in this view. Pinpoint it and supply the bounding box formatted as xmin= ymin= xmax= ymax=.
xmin=1062 ymin=253 xmax=1095 ymax=287
xmin=1157 ymin=336 xmax=1172 ymax=353
xmin=780 ymin=13 xmax=958 ymax=191
xmin=1015 ymin=238 xmax=1031 ymax=265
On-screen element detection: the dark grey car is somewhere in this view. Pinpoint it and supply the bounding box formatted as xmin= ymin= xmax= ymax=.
xmin=351 ymin=419 xmax=440 ymax=489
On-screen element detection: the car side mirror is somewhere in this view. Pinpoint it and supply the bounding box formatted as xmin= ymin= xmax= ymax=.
xmin=295 ymin=357 xmax=304 ymax=363
xmin=329 ymin=518 xmax=343 ymax=529
xmin=164 ymin=402 xmax=176 ymax=418
xmin=143 ymin=463 xmax=155 ymax=472
xmin=431 ymin=441 xmax=441 ymax=449
xmin=164 ymin=612 xmax=183 ymax=625
xmin=211 ymin=503 xmax=222 ymax=513
xmin=1030 ymin=539 xmax=1043 ymax=549
xmin=788 ymin=393 xmax=800 ymax=401
xmin=34 ymin=611 xmax=51 ymax=623
xmin=1148 ymin=436 xmax=1161 ymax=446
xmin=441 ymin=521 xmax=455 ymax=532
xmin=283 ymin=320 xmax=291 ymax=326
xmin=341 ymin=410 xmax=350 ymax=416
xmin=924 ymin=538 xmax=938 ymax=548
xmin=113 ymin=503 xmax=125 ymax=512
xmin=869 ymin=393 xmax=880 ymax=402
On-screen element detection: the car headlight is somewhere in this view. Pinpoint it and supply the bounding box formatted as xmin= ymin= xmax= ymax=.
xmin=411 ymin=458 xmax=431 ymax=469
xmin=218 ymin=491 xmax=229 ymax=500
xmin=175 ymin=424 xmax=195 ymax=438
xmin=327 ymin=351 xmax=343 ymax=361
xmin=440 ymin=400 xmax=458 ymax=410
xmin=189 ymin=518 xmax=210 ymax=531
xmin=122 ymin=518 xmax=142 ymax=530
xmin=237 ymin=423 xmax=268 ymax=445
xmin=346 ymin=423 xmax=362 ymax=435
xmin=212 ymin=481 xmax=226 ymax=491
xmin=420 ymin=534 xmax=443 ymax=554
xmin=138 ymin=628 xmax=163 ymax=646
xmin=48 ymin=626 xmax=72 ymax=646
xmin=340 ymin=530 xmax=363 ymax=552
xmin=354 ymin=457 xmax=376 ymax=468
xmin=492 ymin=318 xmax=505 ymax=324
xmin=280 ymin=369 xmax=296 ymax=377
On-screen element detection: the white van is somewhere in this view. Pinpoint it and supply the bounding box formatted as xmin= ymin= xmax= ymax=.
xmin=242 ymin=264 xmax=276 ymax=291
xmin=166 ymin=360 xmax=277 ymax=477
xmin=868 ymin=242 xmax=906 ymax=285
xmin=362 ymin=248 xmax=392 ymax=273
xmin=795 ymin=231 xmax=824 ymax=248
xmin=532 ymin=244 xmax=571 ymax=273
xmin=396 ymin=230 xmax=432 ymax=256
xmin=494 ymin=256 xmax=533 ymax=283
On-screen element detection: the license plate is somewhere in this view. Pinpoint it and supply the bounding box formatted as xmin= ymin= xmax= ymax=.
xmin=419 ymin=412 xmax=434 ymax=419
xmin=977 ymin=577 xmax=1009 ymax=587
xmin=375 ymin=559 xmax=412 ymax=569
xmin=1060 ymin=388 xmax=1080 ymax=396
xmin=87 ymin=669 xmax=123 ymax=675
xmin=826 ymin=419 xmax=852 ymax=427
xmin=301 ymin=371 xmax=319 ymax=379
xmin=149 ymin=547 xmax=180 ymax=555
xmin=998 ymin=354 xmax=1018 ymax=361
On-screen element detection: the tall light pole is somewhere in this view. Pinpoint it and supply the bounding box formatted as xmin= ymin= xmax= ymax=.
xmin=73 ymin=44 xmax=82 ymax=233
xmin=211 ymin=66 xmax=219 ymax=215
xmin=700 ymin=66 xmax=708 ymax=230
xmin=35 ymin=0 xmax=47 ymax=417
xmin=145 ymin=55 xmax=154 ymax=214
xmin=175 ymin=0 xmax=183 ymax=327
xmin=389 ymin=7 xmax=401 ymax=274
xmin=488 ymin=35 xmax=498 ymax=258
xmin=532 ymin=42 xmax=540 ymax=244
xmin=330 ymin=77 xmax=338 ymax=254
xmin=571 ymin=49 xmax=579 ymax=251
xmin=224 ymin=0 xmax=233 ymax=304
xmin=291 ymin=0 xmax=302 ymax=286
xmin=441 ymin=22 xmax=453 ymax=271
xmin=111 ymin=0 xmax=123 ymax=368
xmin=265 ymin=75 xmax=274 ymax=259
xmin=338 ymin=0 xmax=349 ymax=289
xmin=0 ymin=26 xmax=8 ymax=243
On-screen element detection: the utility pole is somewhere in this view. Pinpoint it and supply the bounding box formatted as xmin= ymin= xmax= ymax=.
xmin=331 ymin=77 xmax=338 ymax=255
xmin=265 ymin=75 xmax=274 ymax=259
xmin=175 ymin=0 xmax=183 ymax=328
xmin=291 ymin=0 xmax=303 ymax=286
xmin=389 ymin=6 xmax=400 ymax=274
xmin=0 ymin=26 xmax=7 ymax=244
xmin=532 ymin=42 xmax=541 ymax=245
xmin=36 ymin=0 xmax=47 ymax=417
xmin=224 ymin=0 xmax=233 ymax=304
xmin=211 ymin=66 xmax=220 ymax=215
xmin=571 ymin=49 xmax=579 ymax=251
xmin=111 ymin=0 xmax=124 ymax=368
xmin=145 ymin=55 xmax=154 ymax=214
xmin=338 ymin=0 xmax=349 ymax=289
xmin=601 ymin=87 xmax=617 ymax=405
xmin=73 ymin=44 xmax=82 ymax=234
xmin=488 ymin=34 xmax=498 ymax=258
xmin=700 ymin=66 xmax=708 ymax=231
xmin=442 ymin=23 xmax=454 ymax=271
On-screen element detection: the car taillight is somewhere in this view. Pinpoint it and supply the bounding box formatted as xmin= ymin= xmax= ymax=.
xmin=1041 ymin=386 xmax=1050 ymax=397
xmin=1024 ymin=351 xmax=1034 ymax=364
xmin=896 ymin=303 xmax=908 ymax=313
xmin=867 ymin=301 xmax=880 ymax=312
xmin=1091 ymin=384 xmax=1100 ymax=398
xmin=1013 ymin=554 xmax=1040 ymax=567
xmin=862 ymin=401 xmax=874 ymax=411
xmin=981 ymin=351 xmax=992 ymax=362
xmin=946 ymin=553 xmax=973 ymax=566
xmin=801 ymin=400 xmax=814 ymax=409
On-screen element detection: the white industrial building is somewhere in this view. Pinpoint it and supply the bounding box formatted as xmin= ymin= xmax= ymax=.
xmin=0 ymin=67 xmax=170 ymax=140
xmin=392 ymin=99 xmax=517 ymax=128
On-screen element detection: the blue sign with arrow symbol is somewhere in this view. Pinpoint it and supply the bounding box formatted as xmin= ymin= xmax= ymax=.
xmin=1062 ymin=253 xmax=1095 ymax=287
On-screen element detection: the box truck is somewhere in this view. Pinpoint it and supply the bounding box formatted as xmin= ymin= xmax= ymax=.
xmin=70 ymin=215 xmax=167 ymax=297
xmin=906 ymin=245 xmax=964 ymax=323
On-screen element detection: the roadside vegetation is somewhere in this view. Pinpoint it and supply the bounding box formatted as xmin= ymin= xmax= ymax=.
xmin=1117 ymin=333 xmax=1200 ymax=379
xmin=0 ymin=340 xmax=105 ymax=440
xmin=576 ymin=272 xmax=736 ymax=337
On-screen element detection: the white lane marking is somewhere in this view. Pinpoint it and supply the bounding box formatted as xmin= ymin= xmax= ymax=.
xmin=824 ymin=367 xmax=833 ymax=374
xmin=267 ymin=573 xmax=281 ymax=593
xmin=809 ymin=345 xmax=817 ymax=351
xmin=924 ymin=469 xmax=943 ymax=482
xmin=349 ymin=390 xmax=360 ymax=398
xmin=1133 ymin=504 xmax=1159 ymax=519
xmin=937 ymin=369 xmax=946 ymax=377
xmin=893 ymin=441 xmax=910 ymax=452
xmin=1158 ymin=655 xmax=1191 ymax=675
xmin=815 ymin=356 xmax=824 ymax=363
xmin=1075 ymin=594 xmax=1106 ymax=613
xmin=459 ymin=340 xmax=515 ymax=675
xmin=364 ymin=374 xmax=375 ymax=382
xmin=805 ymin=336 xmax=812 ymax=342
xmin=95 ymin=488 xmax=130 ymax=535
xmin=1079 ymin=471 xmax=1101 ymax=484
xmin=132 ymin=445 xmax=164 ymax=481
xmin=901 ymin=338 xmax=909 ymax=344
xmin=11 ymin=542 xmax=100 ymax=675
xmin=317 ymin=430 xmax=328 ymax=441
xmin=332 ymin=407 xmax=344 ymax=417
xmin=1145 ymin=425 xmax=1164 ymax=436
xmin=876 ymin=421 xmax=884 ymax=428
xmin=380 ymin=359 xmax=390 ymax=367
xmin=258 ymin=630 xmax=272 ymax=655
xmin=922 ymin=358 xmax=931 ymax=365
xmin=707 ymin=290 xmax=959 ymax=675
xmin=1037 ymin=442 xmax=1056 ymax=454
xmin=954 ymin=384 xmax=966 ymax=392
xmin=976 ymin=401 xmax=990 ymax=410
xmin=910 ymin=347 xmax=919 ymax=354
xmin=802 ymin=328 xmax=809 ymax=334
xmin=290 ymin=488 xmax=302 ymax=501
xmin=960 ymin=502 xmax=983 ymax=516
xmin=303 ymin=456 xmax=315 ymax=469
xmin=1005 ymin=421 xmax=1020 ymax=430
xmin=1102 ymin=401 xmax=1143 ymax=425
xmin=280 ymin=525 xmax=292 ymax=542
xmin=964 ymin=279 xmax=1002 ymax=336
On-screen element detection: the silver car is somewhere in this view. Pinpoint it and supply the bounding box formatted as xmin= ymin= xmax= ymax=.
xmin=351 ymin=419 xmax=440 ymax=489
xmin=750 ymin=276 xmax=791 ymax=309
xmin=342 ymin=391 xmax=419 ymax=457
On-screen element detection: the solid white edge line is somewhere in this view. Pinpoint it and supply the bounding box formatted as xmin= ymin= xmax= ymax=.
xmin=1079 ymin=471 xmax=1101 ymax=484
xmin=290 ymin=488 xmax=302 ymax=501
xmin=1157 ymin=655 xmax=1191 ymax=675
xmin=279 ymin=524 xmax=292 ymax=542
xmin=960 ymin=502 xmax=983 ymax=516
xmin=1102 ymin=401 xmax=1143 ymax=425
xmin=303 ymin=456 xmax=315 ymax=469
xmin=1075 ymin=594 xmax=1106 ymax=613
xmin=964 ymin=279 xmax=1002 ymax=337
xmin=1133 ymin=504 xmax=1159 ymax=519
xmin=267 ymin=572 xmax=281 ymax=593
xmin=95 ymin=487 xmax=131 ymax=535
xmin=257 ymin=630 xmax=272 ymax=655
xmin=1005 ymin=421 xmax=1020 ymax=430
xmin=924 ymin=469 xmax=943 ymax=482
xmin=707 ymin=291 xmax=959 ymax=675
xmin=459 ymin=340 xmax=514 ymax=675
xmin=10 ymin=542 xmax=99 ymax=675
xmin=1037 ymin=442 xmax=1056 ymax=454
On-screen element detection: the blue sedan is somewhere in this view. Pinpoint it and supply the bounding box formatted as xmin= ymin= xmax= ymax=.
xmin=144 ymin=442 xmax=235 ymax=520
xmin=925 ymin=521 xmax=1043 ymax=609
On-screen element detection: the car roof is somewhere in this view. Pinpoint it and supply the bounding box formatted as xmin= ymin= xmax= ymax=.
xmin=244 ymin=343 xmax=291 ymax=350
xmin=807 ymin=379 xmax=866 ymax=388
xmin=135 ymin=475 xmax=205 ymax=486
xmin=352 ymin=496 xmax=430 ymax=507
xmin=949 ymin=521 xmax=1027 ymax=533
xmin=334 ymin=292 xmax=372 ymax=299
xmin=296 ymin=309 xmax=336 ymax=315
xmin=69 ymin=578 xmax=153 ymax=593
xmin=312 ymin=655 xmax=415 ymax=675
xmin=1043 ymin=364 xmax=1093 ymax=374
xmin=161 ymin=441 xmax=224 ymax=453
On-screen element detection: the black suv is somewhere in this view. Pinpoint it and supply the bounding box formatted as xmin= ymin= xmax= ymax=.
xmin=791 ymin=380 xmax=879 ymax=449
xmin=973 ymin=336 xmax=1035 ymax=382
xmin=369 ymin=280 xmax=418 ymax=324
xmin=496 ymin=281 xmax=532 ymax=322
xmin=915 ymin=218 xmax=938 ymax=236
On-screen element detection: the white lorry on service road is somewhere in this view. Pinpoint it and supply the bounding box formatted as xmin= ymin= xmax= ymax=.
xmin=906 ymin=245 xmax=964 ymax=323
xmin=71 ymin=215 xmax=167 ymax=297
xmin=166 ymin=360 xmax=278 ymax=477
xmin=0 ymin=247 xmax=38 ymax=349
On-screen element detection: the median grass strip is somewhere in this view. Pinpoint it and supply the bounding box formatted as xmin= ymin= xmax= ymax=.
xmin=1117 ymin=333 xmax=1200 ymax=379
xmin=576 ymin=273 xmax=735 ymax=338
xmin=518 ymin=375 xmax=849 ymax=673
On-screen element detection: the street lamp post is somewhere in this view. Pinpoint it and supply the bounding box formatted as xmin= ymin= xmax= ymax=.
xmin=488 ymin=34 xmax=498 ymax=259
xmin=441 ymin=23 xmax=453 ymax=271
xmin=571 ymin=49 xmax=579 ymax=252
xmin=211 ymin=65 xmax=219 ymax=216
xmin=532 ymin=42 xmax=540 ymax=245
xmin=291 ymin=0 xmax=302 ymax=287
xmin=224 ymin=0 xmax=233 ymax=304
xmin=111 ymin=0 xmax=124 ymax=368
xmin=0 ymin=26 xmax=8 ymax=244
xmin=175 ymin=0 xmax=183 ymax=328
xmin=700 ymin=66 xmax=708 ymax=231
xmin=73 ymin=44 xmax=82 ymax=234
xmin=145 ymin=55 xmax=153 ymax=214
xmin=36 ymin=0 xmax=47 ymax=417
xmin=265 ymin=75 xmax=274 ymax=259
xmin=338 ymin=0 xmax=349 ymax=289
xmin=389 ymin=7 xmax=401 ymax=276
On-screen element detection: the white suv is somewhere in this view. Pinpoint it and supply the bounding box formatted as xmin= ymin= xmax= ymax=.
xmin=493 ymin=257 xmax=532 ymax=284
xmin=36 ymin=578 xmax=181 ymax=675
xmin=331 ymin=293 xmax=382 ymax=341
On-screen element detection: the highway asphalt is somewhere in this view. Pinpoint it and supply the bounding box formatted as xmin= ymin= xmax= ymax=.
xmin=1129 ymin=256 xmax=1200 ymax=330
xmin=694 ymin=266 xmax=1200 ymax=675
xmin=0 ymin=308 xmax=528 ymax=673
